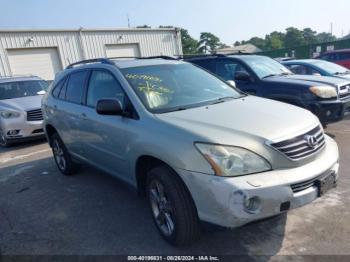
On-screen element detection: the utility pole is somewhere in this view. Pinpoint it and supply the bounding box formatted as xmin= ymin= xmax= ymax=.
xmin=330 ymin=22 xmax=333 ymax=35
xmin=127 ymin=14 xmax=130 ymax=28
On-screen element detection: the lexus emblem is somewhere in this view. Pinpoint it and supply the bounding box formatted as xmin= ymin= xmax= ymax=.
xmin=304 ymin=135 xmax=318 ymax=148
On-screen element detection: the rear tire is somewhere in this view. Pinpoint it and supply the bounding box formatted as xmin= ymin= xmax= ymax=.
xmin=146 ymin=165 xmax=200 ymax=246
xmin=50 ymin=133 xmax=79 ymax=176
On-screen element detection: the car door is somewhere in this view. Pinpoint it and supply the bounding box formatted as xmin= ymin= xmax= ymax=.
xmin=79 ymin=69 xmax=133 ymax=179
xmin=215 ymin=59 xmax=259 ymax=95
xmin=52 ymin=70 xmax=89 ymax=157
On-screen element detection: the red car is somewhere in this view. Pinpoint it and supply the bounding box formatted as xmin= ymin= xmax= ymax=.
xmin=317 ymin=49 xmax=350 ymax=69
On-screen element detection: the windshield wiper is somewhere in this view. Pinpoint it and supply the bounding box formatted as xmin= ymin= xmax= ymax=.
xmin=262 ymin=74 xmax=278 ymax=79
xmin=209 ymin=96 xmax=236 ymax=105
xmin=262 ymin=72 xmax=292 ymax=79
xmin=334 ymin=71 xmax=350 ymax=75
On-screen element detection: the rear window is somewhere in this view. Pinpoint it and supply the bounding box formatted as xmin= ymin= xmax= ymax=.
xmin=65 ymin=71 xmax=89 ymax=104
xmin=0 ymin=80 xmax=47 ymax=100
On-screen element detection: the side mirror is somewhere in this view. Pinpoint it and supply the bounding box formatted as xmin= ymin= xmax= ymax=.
xmin=235 ymin=71 xmax=251 ymax=81
xmin=226 ymin=80 xmax=236 ymax=88
xmin=96 ymin=99 xmax=123 ymax=116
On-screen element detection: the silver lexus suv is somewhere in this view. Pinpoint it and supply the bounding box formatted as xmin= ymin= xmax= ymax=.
xmin=42 ymin=57 xmax=339 ymax=246
xmin=0 ymin=75 xmax=47 ymax=146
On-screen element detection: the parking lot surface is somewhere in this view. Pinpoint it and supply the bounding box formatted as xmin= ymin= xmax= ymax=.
xmin=0 ymin=118 xmax=349 ymax=260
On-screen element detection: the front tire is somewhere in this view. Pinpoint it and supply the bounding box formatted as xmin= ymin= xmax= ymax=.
xmin=50 ymin=133 xmax=79 ymax=176
xmin=0 ymin=129 xmax=11 ymax=147
xmin=146 ymin=165 xmax=200 ymax=246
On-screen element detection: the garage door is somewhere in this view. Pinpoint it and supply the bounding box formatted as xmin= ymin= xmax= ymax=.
xmin=105 ymin=44 xmax=140 ymax=58
xmin=7 ymin=48 xmax=62 ymax=80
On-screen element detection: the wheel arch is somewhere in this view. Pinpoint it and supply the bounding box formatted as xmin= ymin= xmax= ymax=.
xmin=44 ymin=124 xmax=58 ymax=146
xmin=135 ymin=155 xmax=192 ymax=198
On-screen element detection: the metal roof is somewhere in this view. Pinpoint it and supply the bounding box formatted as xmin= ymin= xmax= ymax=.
xmin=0 ymin=27 xmax=178 ymax=33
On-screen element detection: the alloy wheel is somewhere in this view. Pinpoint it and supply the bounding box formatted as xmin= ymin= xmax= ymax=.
xmin=149 ymin=179 xmax=175 ymax=236
xmin=52 ymin=139 xmax=66 ymax=171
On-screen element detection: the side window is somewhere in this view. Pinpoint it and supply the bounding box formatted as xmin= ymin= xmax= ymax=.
xmin=288 ymin=65 xmax=308 ymax=75
xmin=52 ymin=78 xmax=65 ymax=98
xmin=216 ymin=60 xmax=249 ymax=81
xmin=337 ymin=52 xmax=350 ymax=61
xmin=87 ymin=70 xmax=125 ymax=108
xmin=308 ymin=67 xmax=321 ymax=76
xmin=191 ymin=59 xmax=216 ymax=73
xmin=65 ymin=71 xmax=89 ymax=104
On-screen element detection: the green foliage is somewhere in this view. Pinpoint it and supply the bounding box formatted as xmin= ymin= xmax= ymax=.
xmin=235 ymin=27 xmax=338 ymax=51
xmin=180 ymin=29 xmax=199 ymax=54
xmin=316 ymin=32 xmax=337 ymax=43
xmin=198 ymin=32 xmax=222 ymax=53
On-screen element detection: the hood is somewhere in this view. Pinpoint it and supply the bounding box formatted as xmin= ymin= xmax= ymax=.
xmin=284 ymin=74 xmax=350 ymax=87
xmin=0 ymin=95 xmax=43 ymax=112
xmin=156 ymin=96 xmax=319 ymax=143
xmin=336 ymin=74 xmax=350 ymax=80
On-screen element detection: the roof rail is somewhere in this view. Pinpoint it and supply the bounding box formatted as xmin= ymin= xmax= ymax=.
xmin=107 ymin=55 xmax=178 ymax=60
xmin=66 ymin=56 xmax=178 ymax=69
xmin=178 ymin=54 xmax=227 ymax=59
xmin=222 ymin=51 xmax=253 ymax=55
xmin=66 ymin=58 xmax=115 ymax=69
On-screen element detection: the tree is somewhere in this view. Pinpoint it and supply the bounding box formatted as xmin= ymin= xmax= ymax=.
xmin=234 ymin=41 xmax=241 ymax=46
xmin=316 ymin=32 xmax=337 ymax=43
xmin=265 ymin=31 xmax=285 ymax=50
xmin=245 ymin=37 xmax=266 ymax=50
xmin=284 ymin=27 xmax=306 ymax=47
xmin=180 ymin=29 xmax=199 ymax=54
xmin=198 ymin=32 xmax=222 ymax=53
xmin=303 ymin=28 xmax=317 ymax=45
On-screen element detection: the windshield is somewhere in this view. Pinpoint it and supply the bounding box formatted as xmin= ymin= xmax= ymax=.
xmin=311 ymin=60 xmax=350 ymax=75
xmin=121 ymin=63 xmax=243 ymax=113
xmin=0 ymin=80 xmax=48 ymax=100
xmin=242 ymin=56 xmax=292 ymax=79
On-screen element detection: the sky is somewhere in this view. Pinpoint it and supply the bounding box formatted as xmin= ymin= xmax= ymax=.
xmin=0 ymin=0 xmax=350 ymax=45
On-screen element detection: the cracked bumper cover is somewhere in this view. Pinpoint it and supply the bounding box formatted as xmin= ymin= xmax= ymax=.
xmin=175 ymin=135 xmax=339 ymax=228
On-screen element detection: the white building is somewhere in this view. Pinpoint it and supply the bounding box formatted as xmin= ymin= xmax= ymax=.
xmin=0 ymin=28 xmax=182 ymax=80
xmin=215 ymin=44 xmax=261 ymax=54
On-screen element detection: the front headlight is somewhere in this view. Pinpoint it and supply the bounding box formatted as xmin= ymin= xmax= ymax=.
xmin=0 ymin=111 xmax=21 ymax=118
xmin=309 ymin=86 xmax=337 ymax=98
xmin=195 ymin=143 xmax=271 ymax=177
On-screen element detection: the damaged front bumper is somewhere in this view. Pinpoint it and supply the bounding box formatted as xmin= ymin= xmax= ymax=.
xmin=175 ymin=135 xmax=339 ymax=228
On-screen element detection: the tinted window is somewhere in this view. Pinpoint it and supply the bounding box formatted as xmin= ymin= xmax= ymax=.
xmin=288 ymin=64 xmax=308 ymax=75
xmin=337 ymin=52 xmax=350 ymax=61
xmin=52 ymin=79 xmax=65 ymax=98
xmin=65 ymin=71 xmax=88 ymax=104
xmin=87 ymin=70 xmax=125 ymax=108
xmin=191 ymin=59 xmax=216 ymax=72
xmin=216 ymin=60 xmax=249 ymax=81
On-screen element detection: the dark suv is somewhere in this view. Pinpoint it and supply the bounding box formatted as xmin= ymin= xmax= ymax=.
xmin=185 ymin=54 xmax=350 ymax=125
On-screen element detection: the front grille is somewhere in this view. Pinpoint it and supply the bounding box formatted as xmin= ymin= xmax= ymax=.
xmin=27 ymin=109 xmax=43 ymax=121
xmin=270 ymin=125 xmax=325 ymax=160
xmin=339 ymin=85 xmax=350 ymax=100
xmin=291 ymin=170 xmax=335 ymax=193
